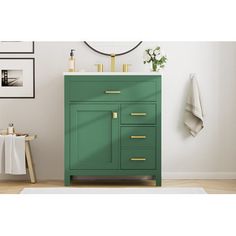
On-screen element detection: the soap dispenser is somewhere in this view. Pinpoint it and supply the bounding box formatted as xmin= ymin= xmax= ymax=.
xmin=7 ymin=123 xmax=14 ymax=135
xmin=68 ymin=49 xmax=76 ymax=72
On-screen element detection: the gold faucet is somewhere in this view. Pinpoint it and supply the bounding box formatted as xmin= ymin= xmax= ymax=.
xmin=123 ymin=64 xmax=131 ymax=72
xmin=110 ymin=53 xmax=116 ymax=72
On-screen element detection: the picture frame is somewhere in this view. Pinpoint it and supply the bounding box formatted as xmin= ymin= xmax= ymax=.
xmin=0 ymin=41 xmax=34 ymax=54
xmin=0 ymin=58 xmax=35 ymax=98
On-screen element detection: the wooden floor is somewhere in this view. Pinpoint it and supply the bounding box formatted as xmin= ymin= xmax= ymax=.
xmin=0 ymin=179 xmax=236 ymax=194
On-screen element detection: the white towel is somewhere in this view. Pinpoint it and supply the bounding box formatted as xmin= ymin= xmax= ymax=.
xmin=0 ymin=135 xmax=4 ymax=173
xmin=184 ymin=75 xmax=204 ymax=136
xmin=5 ymin=135 xmax=26 ymax=175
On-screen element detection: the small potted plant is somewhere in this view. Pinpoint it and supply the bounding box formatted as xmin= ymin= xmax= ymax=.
xmin=143 ymin=46 xmax=167 ymax=72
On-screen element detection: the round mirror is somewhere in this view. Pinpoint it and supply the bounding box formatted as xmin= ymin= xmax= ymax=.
xmin=84 ymin=41 xmax=142 ymax=56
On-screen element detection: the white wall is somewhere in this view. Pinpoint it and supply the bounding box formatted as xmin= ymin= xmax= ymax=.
xmin=0 ymin=41 xmax=236 ymax=180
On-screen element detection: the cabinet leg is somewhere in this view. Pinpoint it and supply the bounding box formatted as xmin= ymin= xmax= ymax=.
xmin=65 ymin=174 xmax=71 ymax=186
xmin=155 ymin=176 xmax=161 ymax=187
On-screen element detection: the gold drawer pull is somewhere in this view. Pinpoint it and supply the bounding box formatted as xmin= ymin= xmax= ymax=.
xmin=105 ymin=90 xmax=121 ymax=94
xmin=131 ymin=112 xmax=147 ymax=116
xmin=130 ymin=157 xmax=146 ymax=161
xmin=130 ymin=135 xmax=146 ymax=139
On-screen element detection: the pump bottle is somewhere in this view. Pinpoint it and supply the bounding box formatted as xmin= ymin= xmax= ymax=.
xmin=68 ymin=49 xmax=76 ymax=72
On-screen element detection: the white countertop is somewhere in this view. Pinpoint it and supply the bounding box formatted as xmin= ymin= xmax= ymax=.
xmin=63 ymin=72 xmax=161 ymax=76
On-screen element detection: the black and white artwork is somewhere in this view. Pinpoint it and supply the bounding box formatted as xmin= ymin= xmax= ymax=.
xmin=0 ymin=58 xmax=35 ymax=98
xmin=1 ymin=70 xmax=23 ymax=87
xmin=0 ymin=41 xmax=34 ymax=54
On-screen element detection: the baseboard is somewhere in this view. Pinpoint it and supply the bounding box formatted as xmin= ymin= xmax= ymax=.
xmin=34 ymin=173 xmax=236 ymax=181
xmin=2 ymin=172 xmax=236 ymax=181
xmin=163 ymin=172 xmax=236 ymax=179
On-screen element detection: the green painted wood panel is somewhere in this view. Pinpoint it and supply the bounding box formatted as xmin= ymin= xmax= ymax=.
xmin=121 ymin=149 xmax=156 ymax=170
xmin=121 ymin=103 xmax=156 ymax=124
xmin=69 ymin=81 xmax=156 ymax=102
xmin=69 ymin=104 xmax=119 ymax=170
xmin=121 ymin=126 xmax=156 ymax=148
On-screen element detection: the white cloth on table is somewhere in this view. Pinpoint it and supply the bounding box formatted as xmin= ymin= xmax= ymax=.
xmin=184 ymin=74 xmax=204 ymax=137
xmin=5 ymin=135 xmax=26 ymax=175
xmin=0 ymin=135 xmax=4 ymax=174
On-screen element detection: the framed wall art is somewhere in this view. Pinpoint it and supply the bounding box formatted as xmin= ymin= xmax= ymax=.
xmin=0 ymin=41 xmax=34 ymax=54
xmin=0 ymin=58 xmax=35 ymax=98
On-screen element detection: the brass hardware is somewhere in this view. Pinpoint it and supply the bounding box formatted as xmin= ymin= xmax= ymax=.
xmin=105 ymin=90 xmax=121 ymax=94
xmin=130 ymin=135 xmax=146 ymax=139
xmin=95 ymin=64 xmax=104 ymax=72
xmin=122 ymin=64 xmax=131 ymax=72
xmin=110 ymin=53 xmax=116 ymax=72
xmin=130 ymin=157 xmax=146 ymax=161
xmin=112 ymin=112 xmax=118 ymax=119
xmin=131 ymin=112 xmax=147 ymax=116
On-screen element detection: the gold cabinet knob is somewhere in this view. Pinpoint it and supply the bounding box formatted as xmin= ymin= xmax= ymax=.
xmin=112 ymin=112 xmax=118 ymax=119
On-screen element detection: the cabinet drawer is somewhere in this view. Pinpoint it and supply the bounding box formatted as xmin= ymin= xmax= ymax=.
xmin=121 ymin=104 xmax=156 ymax=124
xmin=121 ymin=127 xmax=156 ymax=147
xmin=68 ymin=81 xmax=156 ymax=102
xmin=121 ymin=149 xmax=155 ymax=169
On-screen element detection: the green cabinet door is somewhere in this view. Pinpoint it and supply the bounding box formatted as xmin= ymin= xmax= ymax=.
xmin=69 ymin=104 xmax=119 ymax=170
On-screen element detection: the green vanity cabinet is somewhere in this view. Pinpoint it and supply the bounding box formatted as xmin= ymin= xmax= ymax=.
xmin=64 ymin=74 xmax=161 ymax=186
